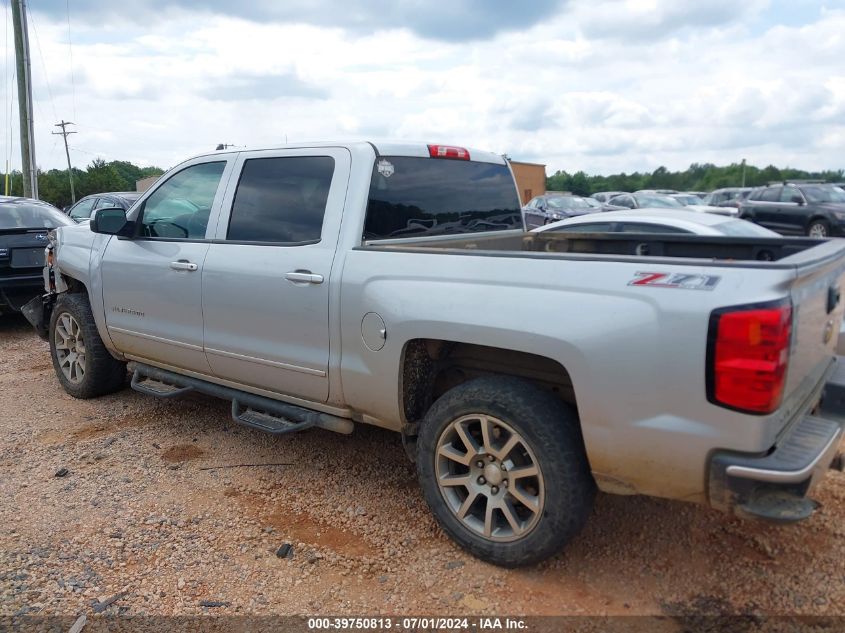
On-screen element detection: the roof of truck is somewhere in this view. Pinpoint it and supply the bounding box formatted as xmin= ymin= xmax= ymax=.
xmin=192 ymin=141 xmax=508 ymax=165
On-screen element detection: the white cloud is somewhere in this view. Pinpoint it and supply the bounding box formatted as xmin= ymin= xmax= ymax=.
xmin=8 ymin=3 xmax=845 ymax=177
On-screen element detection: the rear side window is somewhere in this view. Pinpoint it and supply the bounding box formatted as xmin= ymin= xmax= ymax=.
xmin=227 ymin=156 xmax=334 ymax=244
xmin=363 ymin=157 xmax=521 ymax=240
xmin=618 ymin=223 xmax=689 ymax=234
xmin=547 ymin=222 xmax=613 ymax=233
xmin=780 ymin=186 xmax=802 ymax=203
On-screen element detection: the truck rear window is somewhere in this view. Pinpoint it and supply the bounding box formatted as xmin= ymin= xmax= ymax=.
xmin=364 ymin=156 xmax=522 ymax=240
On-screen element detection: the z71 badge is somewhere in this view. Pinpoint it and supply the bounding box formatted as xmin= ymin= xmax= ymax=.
xmin=629 ymin=272 xmax=720 ymax=290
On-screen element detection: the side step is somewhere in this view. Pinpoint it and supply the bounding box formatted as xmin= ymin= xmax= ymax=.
xmin=232 ymin=400 xmax=315 ymax=435
xmin=131 ymin=371 xmax=193 ymax=398
xmin=127 ymin=362 xmax=354 ymax=436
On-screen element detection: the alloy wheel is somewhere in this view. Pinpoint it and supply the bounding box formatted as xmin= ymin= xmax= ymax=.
xmin=809 ymin=223 xmax=828 ymax=238
xmin=435 ymin=414 xmax=545 ymax=542
xmin=54 ymin=313 xmax=86 ymax=384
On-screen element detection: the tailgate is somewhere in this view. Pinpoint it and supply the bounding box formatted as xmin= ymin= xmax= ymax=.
xmin=0 ymin=231 xmax=49 ymax=273
xmin=785 ymin=241 xmax=845 ymax=397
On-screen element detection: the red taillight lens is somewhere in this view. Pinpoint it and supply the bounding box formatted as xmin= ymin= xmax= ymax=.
xmin=427 ymin=144 xmax=470 ymax=160
xmin=708 ymin=301 xmax=792 ymax=414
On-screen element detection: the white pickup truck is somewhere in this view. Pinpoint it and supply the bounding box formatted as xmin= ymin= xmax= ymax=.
xmin=23 ymin=141 xmax=845 ymax=567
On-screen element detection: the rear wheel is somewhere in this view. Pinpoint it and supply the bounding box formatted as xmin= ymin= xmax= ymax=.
xmin=416 ymin=376 xmax=595 ymax=567
xmin=49 ymin=293 xmax=126 ymax=399
xmin=807 ymin=220 xmax=830 ymax=238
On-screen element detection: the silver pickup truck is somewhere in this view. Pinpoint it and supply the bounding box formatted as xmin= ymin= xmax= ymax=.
xmin=23 ymin=141 xmax=845 ymax=567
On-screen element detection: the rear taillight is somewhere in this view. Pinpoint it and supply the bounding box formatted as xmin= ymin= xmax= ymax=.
xmin=707 ymin=300 xmax=792 ymax=414
xmin=427 ymin=144 xmax=470 ymax=160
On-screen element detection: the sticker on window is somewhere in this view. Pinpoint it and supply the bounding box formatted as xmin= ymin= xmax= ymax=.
xmin=377 ymin=159 xmax=395 ymax=178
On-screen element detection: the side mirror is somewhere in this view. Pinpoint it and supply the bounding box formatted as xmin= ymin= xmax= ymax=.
xmin=791 ymin=196 xmax=804 ymax=205
xmin=90 ymin=207 xmax=132 ymax=236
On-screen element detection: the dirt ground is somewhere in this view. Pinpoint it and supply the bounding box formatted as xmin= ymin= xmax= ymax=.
xmin=2 ymin=313 xmax=845 ymax=621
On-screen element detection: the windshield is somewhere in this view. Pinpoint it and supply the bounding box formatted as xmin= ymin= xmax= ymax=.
xmin=802 ymin=186 xmax=845 ymax=204
xmin=0 ymin=202 xmax=73 ymax=230
xmin=714 ymin=220 xmax=780 ymax=237
xmin=547 ymin=196 xmax=590 ymax=210
xmin=364 ymin=157 xmax=522 ymax=240
xmin=634 ymin=194 xmax=683 ymax=208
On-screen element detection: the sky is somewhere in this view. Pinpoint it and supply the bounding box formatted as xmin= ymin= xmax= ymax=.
xmin=2 ymin=0 xmax=844 ymax=176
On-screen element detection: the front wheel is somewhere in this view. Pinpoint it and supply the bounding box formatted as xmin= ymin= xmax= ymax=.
xmin=807 ymin=220 xmax=830 ymax=238
xmin=49 ymin=293 xmax=127 ymax=399
xmin=416 ymin=376 xmax=595 ymax=567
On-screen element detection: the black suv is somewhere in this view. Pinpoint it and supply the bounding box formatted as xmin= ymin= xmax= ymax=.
xmin=739 ymin=183 xmax=845 ymax=237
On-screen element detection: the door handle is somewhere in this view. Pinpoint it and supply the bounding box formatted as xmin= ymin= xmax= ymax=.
xmin=285 ymin=271 xmax=324 ymax=285
xmin=170 ymin=260 xmax=198 ymax=272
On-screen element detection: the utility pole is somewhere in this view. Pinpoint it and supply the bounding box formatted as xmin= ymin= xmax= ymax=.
xmin=11 ymin=0 xmax=37 ymax=199
xmin=741 ymin=158 xmax=747 ymax=187
xmin=53 ymin=121 xmax=77 ymax=203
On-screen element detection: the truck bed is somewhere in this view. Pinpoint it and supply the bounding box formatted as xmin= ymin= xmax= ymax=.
xmin=367 ymin=230 xmax=836 ymax=266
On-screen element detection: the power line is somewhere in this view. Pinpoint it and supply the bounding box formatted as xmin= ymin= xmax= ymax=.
xmin=65 ymin=0 xmax=75 ymax=120
xmin=25 ymin=4 xmax=57 ymax=121
xmin=52 ymin=119 xmax=75 ymax=202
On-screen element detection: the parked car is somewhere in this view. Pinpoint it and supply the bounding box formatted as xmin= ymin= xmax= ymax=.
xmin=522 ymin=194 xmax=598 ymax=229
xmin=591 ymin=191 xmax=626 ymax=203
xmin=0 ymin=197 xmax=74 ymax=314
xmin=533 ymin=209 xmax=781 ymax=237
xmin=669 ymin=193 xmax=736 ymax=216
xmin=671 ymin=194 xmax=703 ymax=205
xmin=22 ymin=140 xmax=845 ymax=568
xmin=701 ymin=187 xmax=754 ymax=209
xmin=607 ymin=192 xmax=684 ymax=209
xmin=582 ymin=197 xmax=625 ymax=212
xmin=635 ymin=189 xmax=678 ymax=195
xmin=739 ymin=183 xmax=845 ymax=237
xmin=65 ymin=192 xmax=142 ymax=223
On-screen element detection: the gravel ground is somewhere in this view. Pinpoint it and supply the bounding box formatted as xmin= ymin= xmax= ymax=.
xmin=2 ymin=313 xmax=845 ymax=621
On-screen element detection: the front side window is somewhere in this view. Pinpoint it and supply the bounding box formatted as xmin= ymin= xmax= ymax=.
xmin=364 ymin=157 xmax=521 ymax=240
xmin=227 ymin=156 xmax=335 ymax=244
xmin=68 ymin=198 xmax=96 ymax=220
xmin=760 ymin=187 xmax=781 ymax=202
xmin=139 ymin=161 xmax=226 ymax=239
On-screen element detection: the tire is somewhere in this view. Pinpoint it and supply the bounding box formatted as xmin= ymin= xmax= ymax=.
xmin=416 ymin=376 xmax=595 ymax=567
xmin=49 ymin=293 xmax=127 ymax=399
xmin=807 ymin=220 xmax=830 ymax=238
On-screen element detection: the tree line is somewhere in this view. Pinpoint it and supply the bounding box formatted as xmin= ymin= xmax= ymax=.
xmin=3 ymin=159 xmax=164 ymax=209
xmin=4 ymin=158 xmax=843 ymax=210
xmin=547 ymin=162 xmax=845 ymax=196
